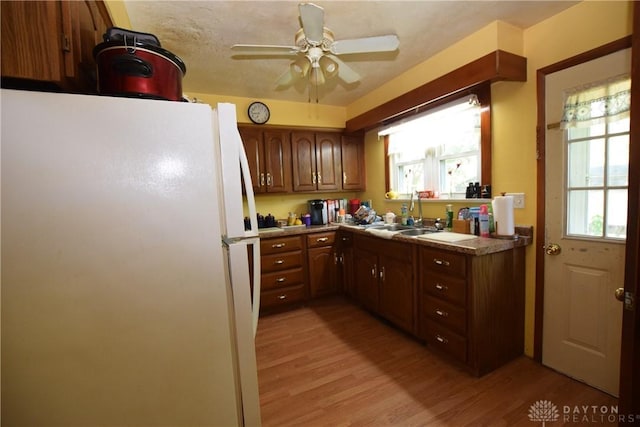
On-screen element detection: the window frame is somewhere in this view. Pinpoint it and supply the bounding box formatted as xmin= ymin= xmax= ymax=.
xmin=384 ymin=83 xmax=491 ymax=194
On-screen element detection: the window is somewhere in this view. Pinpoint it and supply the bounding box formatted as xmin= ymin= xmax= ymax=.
xmin=382 ymin=95 xmax=483 ymax=198
xmin=563 ymin=76 xmax=630 ymax=240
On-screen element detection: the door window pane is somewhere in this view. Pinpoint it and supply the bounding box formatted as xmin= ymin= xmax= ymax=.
xmin=568 ymin=138 xmax=604 ymax=187
xmin=606 ymin=189 xmax=627 ymax=239
xmin=607 ymin=135 xmax=629 ymax=186
xmin=567 ymin=189 xmax=604 ymax=237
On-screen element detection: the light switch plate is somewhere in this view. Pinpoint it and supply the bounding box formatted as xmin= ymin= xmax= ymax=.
xmin=506 ymin=193 xmax=525 ymax=209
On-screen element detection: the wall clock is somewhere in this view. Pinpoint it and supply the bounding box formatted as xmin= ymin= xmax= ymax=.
xmin=248 ymin=101 xmax=270 ymax=124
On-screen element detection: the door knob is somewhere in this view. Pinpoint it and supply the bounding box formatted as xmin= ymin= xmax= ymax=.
xmin=545 ymin=243 xmax=561 ymax=255
xmin=615 ymin=288 xmax=625 ymax=302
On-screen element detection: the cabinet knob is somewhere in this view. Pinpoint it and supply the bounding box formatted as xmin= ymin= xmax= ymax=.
xmin=274 ymin=259 xmax=285 ymax=265
xmin=435 ymin=309 xmax=448 ymax=317
xmin=317 ymin=237 xmax=329 ymax=243
xmin=433 ymin=258 xmax=451 ymax=267
xmin=435 ymin=334 xmax=448 ymax=344
xmin=434 ymin=283 xmax=448 ymax=291
xmin=278 ymin=294 xmax=287 ymax=300
xmin=272 ymin=243 xmax=286 ymax=248
xmin=276 ymin=277 xmax=286 ymax=283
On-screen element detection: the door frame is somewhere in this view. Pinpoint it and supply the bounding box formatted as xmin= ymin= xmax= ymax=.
xmin=535 ymin=7 xmax=639 ymax=411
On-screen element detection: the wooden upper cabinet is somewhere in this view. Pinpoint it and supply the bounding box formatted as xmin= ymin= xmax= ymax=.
xmin=341 ymin=134 xmax=366 ymax=191
xmin=1 ymin=0 xmax=112 ymax=93
xmin=239 ymin=127 xmax=291 ymax=193
xmin=291 ymin=131 xmax=341 ymax=192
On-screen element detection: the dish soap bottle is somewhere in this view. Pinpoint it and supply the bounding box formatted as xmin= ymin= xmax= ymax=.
xmin=479 ymin=204 xmax=490 ymax=237
xmin=401 ymin=203 xmax=408 ymax=225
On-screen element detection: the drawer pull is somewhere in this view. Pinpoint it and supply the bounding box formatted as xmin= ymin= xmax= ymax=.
xmin=317 ymin=237 xmax=329 ymax=243
xmin=278 ymin=294 xmax=287 ymax=300
xmin=276 ymin=277 xmax=286 ymax=283
xmin=272 ymin=243 xmax=286 ymax=248
xmin=433 ymin=258 xmax=451 ymax=267
xmin=435 ymin=283 xmax=449 ymax=291
xmin=435 ymin=334 xmax=448 ymax=344
xmin=274 ymin=259 xmax=285 ymax=265
xmin=435 ymin=309 xmax=448 ymax=317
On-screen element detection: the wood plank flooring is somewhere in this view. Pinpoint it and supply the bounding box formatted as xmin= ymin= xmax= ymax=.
xmin=256 ymin=297 xmax=618 ymax=426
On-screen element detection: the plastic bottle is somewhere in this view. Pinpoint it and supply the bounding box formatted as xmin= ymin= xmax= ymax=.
xmin=401 ymin=203 xmax=408 ymax=225
xmin=445 ymin=204 xmax=453 ymax=230
xmin=479 ymin=204 xmax=490 ymax=237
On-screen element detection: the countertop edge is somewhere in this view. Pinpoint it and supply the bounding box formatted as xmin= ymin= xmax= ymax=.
xmin=258 ymin=224 xmax=533 ymax=255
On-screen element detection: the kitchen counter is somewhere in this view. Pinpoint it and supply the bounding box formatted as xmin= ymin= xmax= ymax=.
xmin=258 ymin=223 xmax=532 ymax=256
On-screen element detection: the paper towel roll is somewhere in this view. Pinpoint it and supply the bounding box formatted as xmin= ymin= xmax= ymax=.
xmin=492 ymin=196 xmax=515 ymax=236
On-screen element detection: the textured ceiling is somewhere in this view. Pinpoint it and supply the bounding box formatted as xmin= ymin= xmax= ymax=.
xmin=123 ymin=1 xmax=577 ymax=106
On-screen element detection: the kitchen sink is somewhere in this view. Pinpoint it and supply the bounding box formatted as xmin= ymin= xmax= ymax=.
xmin=398 ymin=228 xmax=435 ymax=236
xmin=367 ymin=224 xmax=413 ymax=231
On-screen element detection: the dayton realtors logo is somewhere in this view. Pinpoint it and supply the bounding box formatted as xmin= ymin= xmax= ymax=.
xmin=528 ymin=400 xmax=640 ymax=425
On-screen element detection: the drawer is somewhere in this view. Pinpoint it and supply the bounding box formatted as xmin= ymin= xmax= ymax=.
xmin=261 ymin=251 xmax=303 ymax=273
xmin=261 ymin=235 xmax=303 ymax=255
xmin=306 ymin=232 xmax=336 ymax=248
xmin=261 ymin=284 xmax=305 ymax=310
xmin=420 ymin=247 xmax=466 ymax=278
xmin=261 ymin=267 xmax=304 ymax=291
xmin=424 ymin=295 xmax=466 ymax=336
xmin=422 ymin=273 xmax=466 ymax=306
xmin=425 ymin=320 xmax=467 ymax=363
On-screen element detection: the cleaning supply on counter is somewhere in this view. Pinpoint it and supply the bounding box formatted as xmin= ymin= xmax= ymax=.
xmin=492 ymin=194 xmax=515 ymax=236
xmin=445 ymin=204 xmax=453 ymax=230
xmin=401 ymin=203 xmax=408 ymax=225
xmin=479 ymin=204 xmax=490 ymax=237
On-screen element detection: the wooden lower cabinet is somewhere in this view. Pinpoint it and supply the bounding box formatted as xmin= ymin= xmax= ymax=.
xmin=337 ymin=231 xmax=355 ymax=297
xmin=419 ymin=245 xmax=525 ymax=376
xmin=354 ymin=235 xmax=415 ymax=335
xmin=306 ymin=231 xmax=337 ymax=298
xmin=260 ymin=235 xmax=306 ymax=312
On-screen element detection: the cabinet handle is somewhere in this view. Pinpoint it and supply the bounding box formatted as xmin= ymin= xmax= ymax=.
xmin=433 ymin=258 xmax=451 ymax=267
xmin=343 ymin=172 xmax=347 ymax=184
xmin=266 ymin=173 xmax=272 ymax=186
xmin=312 ymin=172 xmax=316 ymax=184
xmin=274 ymin=259 xmax=285 ymax=265
xmin=260 ymin=173 xmax=265 ymax=187
xmin=317 ymin=173 xmax=322 ymax=184
xmin=435 ymin=335 xmax=448 ymax=344
xmin=272 ymin=243 xmax=286 ymax=248
xmin=62 ymin=34 xmax=71 ymax=52
xmin=371 ymin=265 xmax=377 ymax=278
xmin=435 ymin=283 xmax=449 ymax=291
xmin=379 ymin=266 xmax=385 ymax=282
xmin=278 ymin=294 xmax=287 ymax=300
xmin=341 ymin=237 xmax=350 ymax=242
xmin=435 ymin=309 xmax=448 ymax=317
xmin=276 ymin=277 xmax=286 ymax=283
xmin=317 ymin=237 xmax=329 ymax=243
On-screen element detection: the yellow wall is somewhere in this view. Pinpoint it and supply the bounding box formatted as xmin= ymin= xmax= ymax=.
xmin=107 ymin=1 xmax=633 ymax=356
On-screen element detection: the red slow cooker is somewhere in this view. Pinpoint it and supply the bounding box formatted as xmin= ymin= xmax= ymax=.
xmin=93 ymin=28 xmax=186 ymax=101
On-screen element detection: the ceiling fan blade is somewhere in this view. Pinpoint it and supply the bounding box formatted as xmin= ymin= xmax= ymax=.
xmin=299 ymin=3 xmax=324 ymax=44
xmin=329 ymin=55 xmax=360 ymax=84
xmin=330 ymin=35 xmax=399 ymax=55
xmin=231 ymin=44 xmax=300 ymax=56
xmin=275 ymin=68 xmax=295 ymax=88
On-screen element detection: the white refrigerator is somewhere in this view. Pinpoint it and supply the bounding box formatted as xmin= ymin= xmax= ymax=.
xmin=1 ymin=89 xmax=262 ymax=426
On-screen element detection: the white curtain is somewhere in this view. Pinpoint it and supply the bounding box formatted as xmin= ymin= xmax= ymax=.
xmin=560 ymin=74 xmax=631 ymax=129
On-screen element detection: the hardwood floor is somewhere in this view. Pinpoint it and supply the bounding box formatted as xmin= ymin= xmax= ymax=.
xmin=256 ymin=297 xmax=618 ymax=426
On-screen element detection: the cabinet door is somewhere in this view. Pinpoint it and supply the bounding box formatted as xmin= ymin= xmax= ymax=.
xmin=1 ymin=1 xmax=64 ymax=82
xmin=379 ymin=255 xmax=414 ymax=333
xmin=315 ymin=132 xmax=341 ymax=191
xmin=291 ymin=131 xmax=317 ymax=192
xmin=338 ymin=232 xmax=355 ymax=297
xmin=263 ymin=130 xmax=292 ymax=193
xmin=307 ymin=246 xmax=337 ymax=298
xmin=239 ymin=127 xmax=265 ymax=193
xmin=341 ymin=134 xmax=366 ymax=191
xmin=354 ymin=249 xmax=379 ymax=312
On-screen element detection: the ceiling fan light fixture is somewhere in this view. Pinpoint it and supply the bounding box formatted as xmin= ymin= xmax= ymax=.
xmin=309 ymin=66 xmax=325 ymax=86
xmin=291 ymin=57 xmax=311 ymax=77
xmin=319 ymin=56 xmax=338 ymax=79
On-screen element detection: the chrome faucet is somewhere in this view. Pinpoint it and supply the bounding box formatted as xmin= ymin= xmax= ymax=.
xmin=414 ymin=191 xmax=423 ymax=227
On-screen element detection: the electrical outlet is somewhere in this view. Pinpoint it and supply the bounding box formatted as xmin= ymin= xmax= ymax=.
xmin=506 ymin=193 xmax=525 ymax=209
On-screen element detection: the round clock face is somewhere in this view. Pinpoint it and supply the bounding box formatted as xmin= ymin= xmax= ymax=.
xmin=248 ymin=101 xmax=270 ymax=124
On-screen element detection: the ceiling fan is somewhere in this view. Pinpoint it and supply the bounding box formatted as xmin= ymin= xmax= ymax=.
xmin=231 ymin=2 xmax=399 ymax=92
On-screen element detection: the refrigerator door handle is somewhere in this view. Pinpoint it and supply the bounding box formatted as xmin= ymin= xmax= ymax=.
xmin=238 ymin=132 xmax=259 ymax=237
xmin=250 ymin=237 xmax=261 ymax=337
